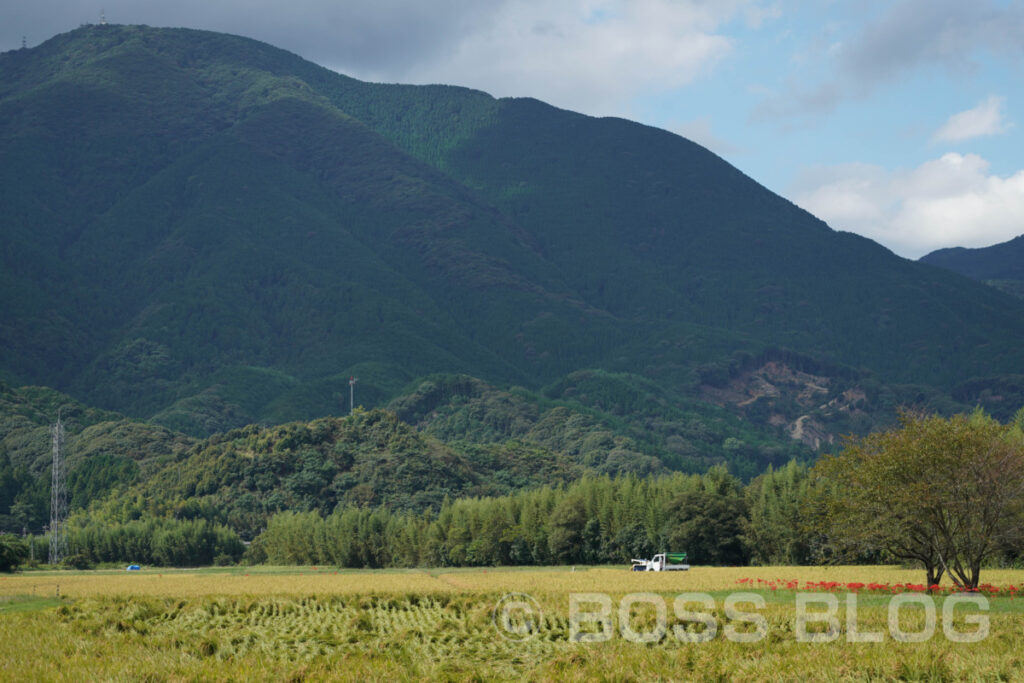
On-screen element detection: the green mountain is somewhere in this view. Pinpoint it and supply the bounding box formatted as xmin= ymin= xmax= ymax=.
xmin=920 ymin=235 xmax=1024 ymax=299
xmin=0 ymin=382 xmax=193 ymax=532
xmin=83 ymin=367 xmax=811 ymax=540
xmin=0 ymin=373 xmax=795 ymax=537
xmin=3 ymin=24 xmax=1024 ymax=444
xmin=7 ymin=368 xmax=1015 ymax=541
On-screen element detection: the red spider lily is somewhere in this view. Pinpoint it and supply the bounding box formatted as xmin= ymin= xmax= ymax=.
xmin=735 ymin=578 xmax=1019 ymax=597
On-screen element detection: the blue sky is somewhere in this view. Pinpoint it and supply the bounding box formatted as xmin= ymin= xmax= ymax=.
xmin=4 ymin=0 xmax=1022 ymax=258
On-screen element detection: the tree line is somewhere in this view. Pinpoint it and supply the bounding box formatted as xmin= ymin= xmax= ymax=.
xmin=3 ymin=410 xmax=1022 ymax=590
xmin=2 ymin=518 xmax=244 ymax=569
xmin=248 ymin=462 xmax=811 ymax=569
xmin=246 ymin=408 xmax=1024 ymax=589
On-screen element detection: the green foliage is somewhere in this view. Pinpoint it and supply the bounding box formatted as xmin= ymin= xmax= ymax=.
xmin=546 ymin=494 xmax=588 ymax=563
xmin=84 ymin=385 xmax=816 ymax=546
xmin=542 ymin=369 xmax=810 ymax=477
xmin=3 ymin=25 xmax=1024 ymax=570
xmin=953 ymin=375 xmax=1024 ymax=422
xmin=813 ymin=410 xmax=1024 ymax=588
xmin=68 ymin=454 xmax=139 ymax=510
xmin=744 ymin=460 xmax=815 ymax=565
xmin=253 ymin=468 xmax=760 ymax=568
xmin=61 ymin=553 xmax=94 ymax=570
xmin=920 ymin=235 xmax=1024 ymax=283
xmin=0 ymin=449 xmax=47 ymax=534
xmin=0 ymin=533 xmax=28 ymax=571
xmin=0 ymin=384 xmax=194 ymax=532
xmin=393 ymin=373 xmax=811 ymax=480
xmin=64 ymin=517 xmax=244 ymax=567
xmin=920 ymin=235 xmax=1024 ymax=299
xmin=3 ymin=376 xmax=810 ymax=538
xmin=3 ymin=24 xmax=1024 ymax=445
xmin=665 ymin=466 xmax=750 ymax=565
xmin=439 ymin=95 xmax=1024 ymax=388
xmin=85 ymin=411 xmax=482 ymax=539
xmin=984 ymin=279 xmax=1024 ymax=299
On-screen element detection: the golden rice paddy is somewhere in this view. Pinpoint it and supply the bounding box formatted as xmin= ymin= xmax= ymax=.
xmin=1 ymin=565 xmax=1022 ymax=681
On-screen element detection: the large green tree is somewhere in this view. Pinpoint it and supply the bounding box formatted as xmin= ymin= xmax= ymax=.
xmin=814 ymin=410 xmax=1024 ymax=589
xmin=666 ymin=466 xmax=750 ymax=565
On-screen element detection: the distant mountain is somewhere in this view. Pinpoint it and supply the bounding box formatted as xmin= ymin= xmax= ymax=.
xmin=2 ymin=24 xmax=1024 ymax=443
xmin=920 ymin=235 xmax=1024 ymax=299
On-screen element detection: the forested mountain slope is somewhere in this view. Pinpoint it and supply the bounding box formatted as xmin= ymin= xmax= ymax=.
xmin=2 ymin=24 xmax=1023 ymax=442
xmin=921 ymin=235 xmax=1024 ymax=299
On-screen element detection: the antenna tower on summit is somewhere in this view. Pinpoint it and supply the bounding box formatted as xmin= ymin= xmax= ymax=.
xmin=100 ymin=9 xmax=107 ymax=25
xmin=349 ymin=376 xmax=358 ymax=416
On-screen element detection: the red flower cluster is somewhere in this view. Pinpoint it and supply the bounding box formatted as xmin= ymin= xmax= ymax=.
xmin=735 ymin=577 xmax=1019 ymax=597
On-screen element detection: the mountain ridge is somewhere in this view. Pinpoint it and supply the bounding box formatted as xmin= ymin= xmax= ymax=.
xmin=2 ymin=24 xmax=1023 ymax=440
xmin=920 ymin=235 xmax=1024 ymax=299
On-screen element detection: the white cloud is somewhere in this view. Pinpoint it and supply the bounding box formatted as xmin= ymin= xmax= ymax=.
xmin=842 ymin=0 xmax=1024 ymax=81
xmin=933 ymin=96 xmax=1013 ymax=143
xmin=754 ymin=0 xmax=1024 ymax=125
xmin=791 ymin=153 xmax=1024 ymax=258
xmin=397 ymin=0 xmax=756 ymax=118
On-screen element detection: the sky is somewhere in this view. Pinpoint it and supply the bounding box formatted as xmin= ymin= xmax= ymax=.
xmin=3 ymin=0 xmax=1023 ymax=259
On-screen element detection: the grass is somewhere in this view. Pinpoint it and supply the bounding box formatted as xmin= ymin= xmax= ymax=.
xmin=0 ymin=594 xmax=63 ymax=614
xmin=1 ymin=565 xmax=1023 ymax=681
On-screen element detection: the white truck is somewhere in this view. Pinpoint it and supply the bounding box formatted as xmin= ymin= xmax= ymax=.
xmin=631 ymin=552 xmax=690 ymax=571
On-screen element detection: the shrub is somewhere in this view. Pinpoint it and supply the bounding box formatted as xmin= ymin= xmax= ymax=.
xmin=0 ymin=534 xmax=28 ymax=572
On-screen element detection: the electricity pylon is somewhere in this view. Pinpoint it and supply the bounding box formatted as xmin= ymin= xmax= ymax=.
xmin=48 ymin=411 xmax=68 ymax=565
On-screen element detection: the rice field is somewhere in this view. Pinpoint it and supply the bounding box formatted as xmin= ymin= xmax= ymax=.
xmin=1 ymin=565 xmax=1023 ymax=681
